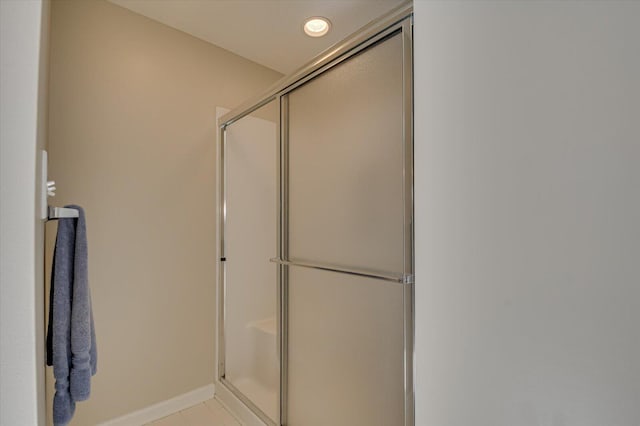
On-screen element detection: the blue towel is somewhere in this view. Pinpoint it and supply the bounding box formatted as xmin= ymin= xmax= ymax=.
xmin=46 ymin=205 xmax=97 ymax=426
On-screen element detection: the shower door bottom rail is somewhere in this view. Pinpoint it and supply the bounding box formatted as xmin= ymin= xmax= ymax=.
xmin=218 ymin=377 xmax=278 ymax=426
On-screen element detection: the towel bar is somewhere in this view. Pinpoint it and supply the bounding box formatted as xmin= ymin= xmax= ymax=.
xmin=47 ymin=206 xmax=79 ymax=221
xmin=269 ymin=257 xmax=414 ymax=284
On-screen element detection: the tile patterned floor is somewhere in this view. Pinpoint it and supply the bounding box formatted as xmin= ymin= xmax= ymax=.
xmin=147 ymin=398 xmax=241 ymax=426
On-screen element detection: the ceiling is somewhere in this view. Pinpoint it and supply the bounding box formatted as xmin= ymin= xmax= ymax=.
xmin=108 ymin=0 xmax=406 ymax=74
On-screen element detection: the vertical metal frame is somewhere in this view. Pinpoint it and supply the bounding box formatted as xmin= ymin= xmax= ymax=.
xmin=216 ymin=4 xmax=414 ymax=425
xmin=401 ymin=17 xmax=415 ymax=426
xmin=217 ymin=124 xmax=227 ymax=381
xmin=279 ymin=94 xmax=290 ymax=426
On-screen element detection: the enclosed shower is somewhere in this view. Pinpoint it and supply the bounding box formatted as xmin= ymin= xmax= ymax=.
xmin=216 ymin=4 xmax=413 ymax=425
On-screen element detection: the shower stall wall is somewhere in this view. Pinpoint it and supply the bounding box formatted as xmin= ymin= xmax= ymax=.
xmin=217 ymin=4 xmax=413 ymax=425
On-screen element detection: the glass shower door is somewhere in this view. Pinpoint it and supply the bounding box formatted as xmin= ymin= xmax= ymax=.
xmin=221 ymin=101 xmax=279 ymax=424
xmin=286 ymin=32 xmax=409 ymax=425
xmin=218 ymin=12 xmax=413 ymax=425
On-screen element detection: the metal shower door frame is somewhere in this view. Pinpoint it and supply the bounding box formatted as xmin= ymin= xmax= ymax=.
xmin=217 ymin=4 xmax=413 ymax=425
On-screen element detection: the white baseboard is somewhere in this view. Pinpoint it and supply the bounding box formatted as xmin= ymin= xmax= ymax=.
xmin=98 ymin=384 xmax=215 ymax=426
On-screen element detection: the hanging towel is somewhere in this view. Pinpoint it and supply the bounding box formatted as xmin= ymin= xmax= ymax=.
xmin=46 ymin=205 xmax=97 ymax=426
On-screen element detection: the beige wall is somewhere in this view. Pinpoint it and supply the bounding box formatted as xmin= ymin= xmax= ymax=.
xmin=45 ymin=0 xmax=282 ymax=424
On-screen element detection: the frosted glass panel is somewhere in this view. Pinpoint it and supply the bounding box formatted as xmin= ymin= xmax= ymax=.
xmin=223 ymin=102 xmax=278 ymax=422
xmin=288 ymin=34 xmax=404 ymax=274
xmin=287 ymin=267 xmax=405 ymax=425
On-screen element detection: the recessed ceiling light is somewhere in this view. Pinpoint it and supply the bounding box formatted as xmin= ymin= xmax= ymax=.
xmin=303 ymin=17 xmax=331 ymax=38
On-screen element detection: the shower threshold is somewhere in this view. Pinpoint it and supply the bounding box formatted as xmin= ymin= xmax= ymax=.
xmin=229 ymin=377 xmax=278 ymax=423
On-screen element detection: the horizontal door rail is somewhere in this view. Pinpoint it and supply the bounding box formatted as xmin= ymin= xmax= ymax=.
xmin=270 ymin=258 xmax=414 ymax=285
